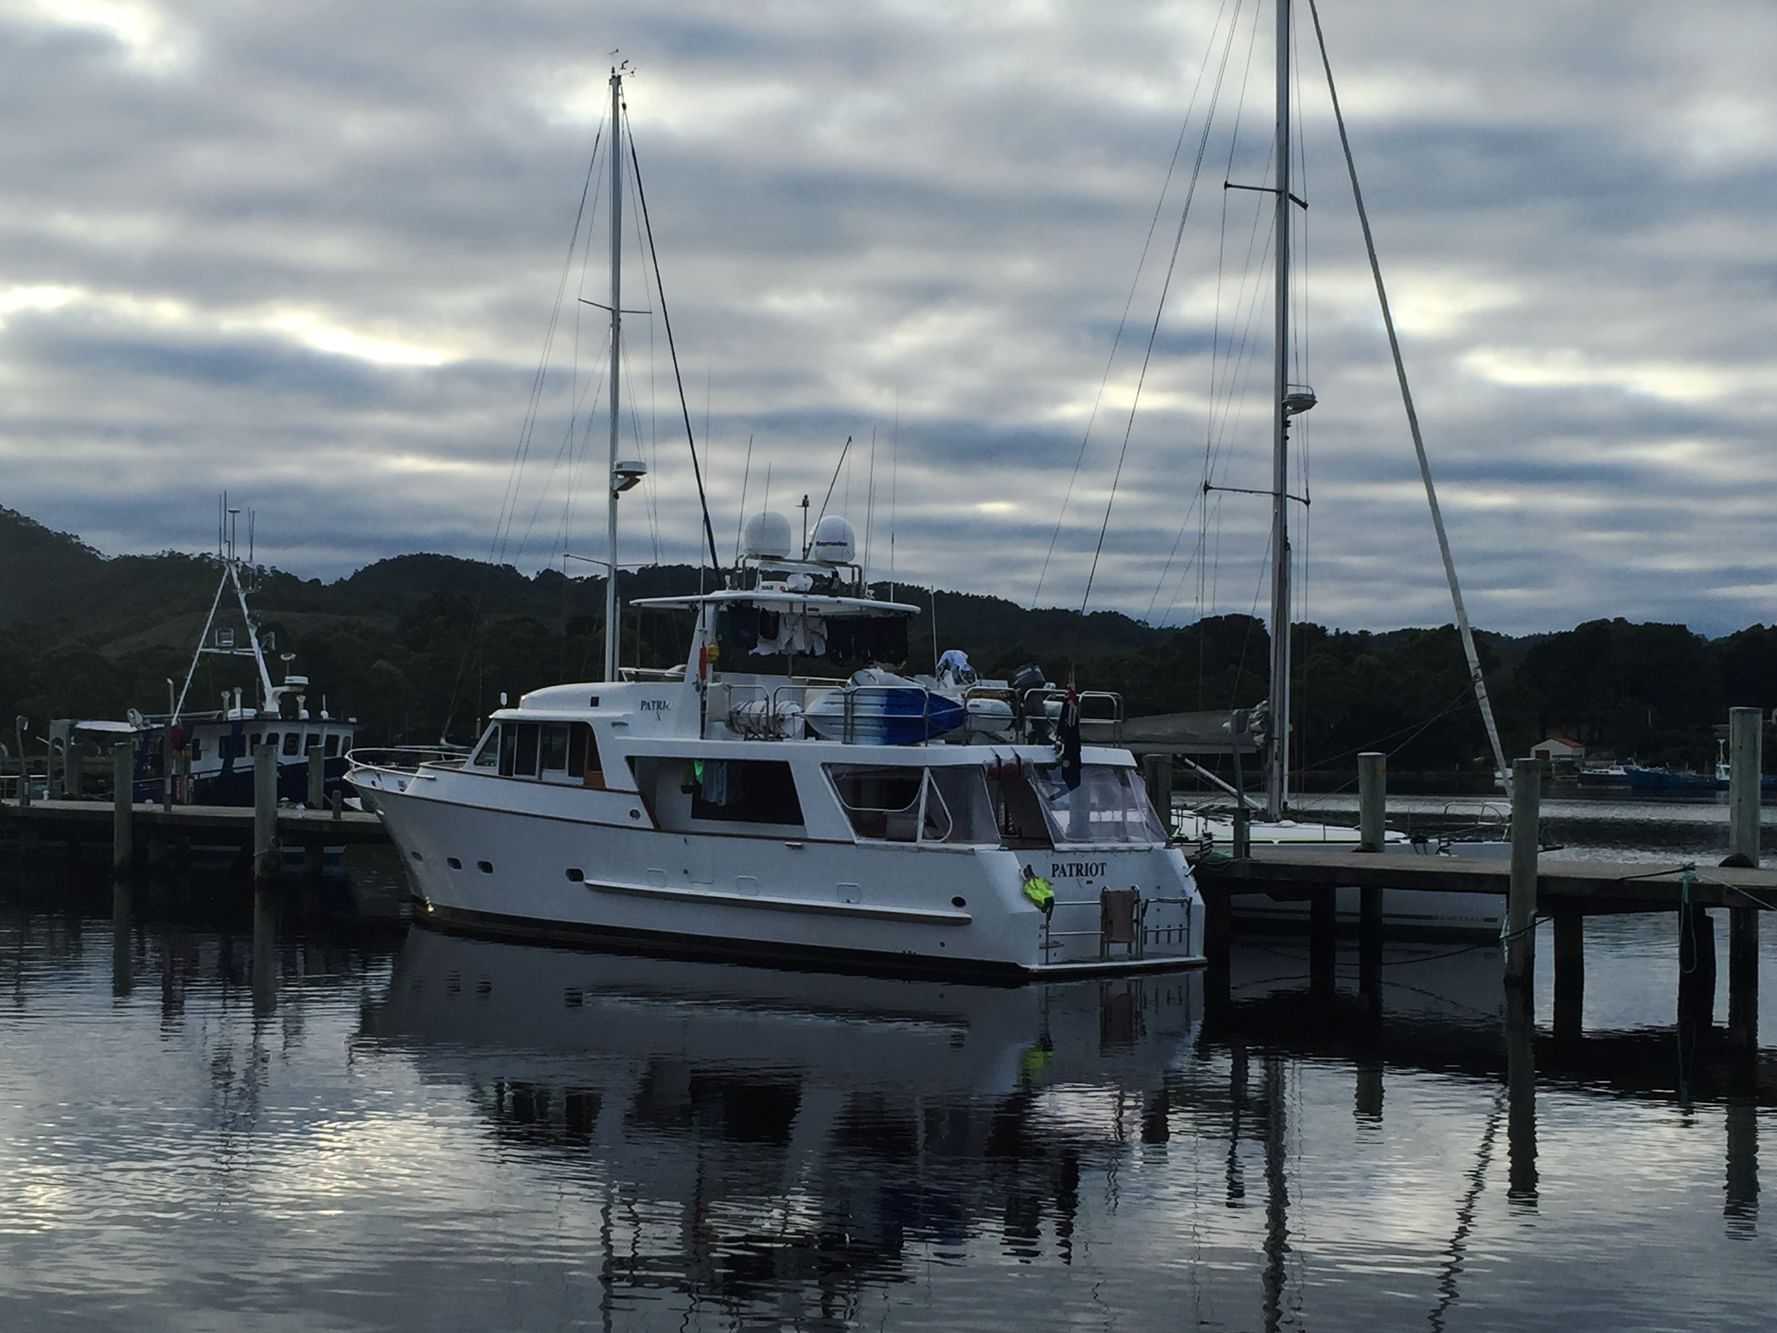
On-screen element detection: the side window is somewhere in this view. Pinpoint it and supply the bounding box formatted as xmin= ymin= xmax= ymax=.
xmin=282 ymin=732 xmax=301 ymax=756
xmin=470 ymin=724 xmax=500 ymax=769
xmin=190 ymin=735 xmax=204 ymax=761
xmin=249 ymin=732 xmax=263 ymax=751
xmin=690 ymin=759 xmax=803 ymax=827
xmin=827 ymin=766 xmax=924 ymax=841
xmin=540 ymin=723 xmax=570 ymax=775
xmin=512 ymin=722 xmax=539 ymax=778
xmin=499 ymin=725 xmax=518 ymax=776
xmin=574 ymin=723 xmax=605 ymax=788
xmin=325 ymin=734 xmax=342 ymax=757
xmin=304 ymin=733 xmax=324 ymax=752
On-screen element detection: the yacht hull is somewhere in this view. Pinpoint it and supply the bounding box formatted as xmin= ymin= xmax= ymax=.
xmin=359 ymin=773 xmax=1203 ymax=980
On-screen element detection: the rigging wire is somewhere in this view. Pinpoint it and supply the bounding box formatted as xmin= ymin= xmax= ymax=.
xmin=1306 ymin=0 xmax=1512 ymax=793
xmin=1080 ymin=4 xmax=1246 ymax=613
xmin=1029 ymin=0 xmax=1245 ymax=612
xmin=443 ymin=122 xmax=606 ymax=740
xmin=732 ymin=433 xmax=755 ymax=562
xmin=624 ymin=107 xmax=722 ymax=572
xmin=809 ymin=435 xmax=854 ymax=547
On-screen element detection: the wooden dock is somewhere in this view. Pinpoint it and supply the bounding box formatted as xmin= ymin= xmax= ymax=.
xmin=0 ymin=797 xmax=387 ymax=866
xmin=1192 ymin=844 xmax=1776 ymax=1047
xmin=1194 ymin=845 xmax=1777 ymax=909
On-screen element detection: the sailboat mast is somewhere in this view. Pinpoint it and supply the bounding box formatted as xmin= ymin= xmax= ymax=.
xmin=1265 ymin=0 xmax=1294 ymax=822
xmin=603 ymin=66 xmax=624 ymax=683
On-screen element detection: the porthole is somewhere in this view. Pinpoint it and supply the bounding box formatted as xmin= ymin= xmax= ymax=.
xmin=951 ymin=896 xmax=966 ymax=908
xmin=477 ymin=860 xmax=494 ymax=874
xmin=410 ymin=850 xmax=424 ymax=862
xmin=446 ymin=856 xmax=462 ymax=870
xmin=565 ymin=868 xmax=585 ymax=883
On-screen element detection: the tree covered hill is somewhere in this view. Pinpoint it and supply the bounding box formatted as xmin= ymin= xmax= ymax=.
xmin=0 ymin=505 xmax=1769 ymax=772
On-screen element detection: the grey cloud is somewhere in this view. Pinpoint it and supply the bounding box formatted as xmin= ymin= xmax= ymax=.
xmin=2 ymin=0 xmax=1773 ymax=638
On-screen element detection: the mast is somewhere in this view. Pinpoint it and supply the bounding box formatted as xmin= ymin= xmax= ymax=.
xmin=603 ymin=65 xmax=624 ymax=683
xmin=1264 ymin=0 xmax=1294 ymax=822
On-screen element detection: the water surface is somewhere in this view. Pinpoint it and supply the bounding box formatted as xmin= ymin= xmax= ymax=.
xmin=0 ymin=816 xmax=1771 ymax=1331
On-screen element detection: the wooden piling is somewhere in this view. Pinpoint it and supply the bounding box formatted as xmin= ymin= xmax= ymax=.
xmin=1726 ymin=706 xmax=1762 ymax=1049
xmin=1724 ymin=1094 xmax=1759 ymax=1230
xmin=161 ymin=727 xmax=174 ymax=813
xmin=111 ymin=742 xmax=133 ymax=873
xmin=1504 ymin=986 xmax=1539 ymax=1207
xmin=1203 ymin=886 xmax=1232 ymax=1014
xmin=1504 ymin=758 xmax=1541 ymax=989
xmin=1309 ymin=889 xmax=1336 ymax=994
xmin=111 ymin=877 xmax=133 ymax=998
xmin=253 ymin=745 xmax=278 ymax=881
xmin=14 ymin=716 xmax=31 ymax=808
xmin=1357 ymin=752 xmax=1385 ymax=852
xmin=1358 ymin=886 xmax=1383 ymax=1012
xmin=1728 ymin=706 xmax=1761 ymax=862
xmin=307 ymin=749 xmax=325 ymax=808
xmin=1553 ymin=908 xmax=1584 ymax=1042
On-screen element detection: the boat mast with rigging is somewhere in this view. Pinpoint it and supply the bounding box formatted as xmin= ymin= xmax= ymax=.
xmin=1265 ymin=0 xmax=1314 ymax=821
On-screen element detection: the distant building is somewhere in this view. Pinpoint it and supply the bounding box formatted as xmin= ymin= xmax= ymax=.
xmin=1532 ymin=736 xmax=1585 ymax=765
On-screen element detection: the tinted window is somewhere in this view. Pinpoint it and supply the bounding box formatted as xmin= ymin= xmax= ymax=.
xmin=541 ymin=724 xmax=570 ymax=774
xmin=691 ymin=759 xmax=803 ymax=826
xmin=325 ymin=734 xmax=342 ymax=757
xmin=512 ymin=723 xmax=539 ymax=778
xmin=282 ymin=732 xmax=301 ymax=756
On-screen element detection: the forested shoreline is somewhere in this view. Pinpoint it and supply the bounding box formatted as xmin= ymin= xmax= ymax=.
xmin=2 ymin=506 xmax=1769 ymax=774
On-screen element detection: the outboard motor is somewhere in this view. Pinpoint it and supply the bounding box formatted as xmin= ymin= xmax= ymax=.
xmin=1009 ymin=662 xmax=1049 ymax=742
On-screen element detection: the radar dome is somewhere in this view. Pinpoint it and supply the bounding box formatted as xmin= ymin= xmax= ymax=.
xmin=810 ymin=515 xmax=857 ymax=563
xmin=741 ymin=510 xmax=794 ymax=559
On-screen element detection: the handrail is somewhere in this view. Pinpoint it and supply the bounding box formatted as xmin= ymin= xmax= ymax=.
xmin=840 ymin=683 xmax=933 ymax=745
xmin=346 ymin=745 xmax=470 ymax=774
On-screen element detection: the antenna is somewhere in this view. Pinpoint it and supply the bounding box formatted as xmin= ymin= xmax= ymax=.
xmin=889 ymin=389 xmax=899 ymax=601
xmin=799 ymin=493 xmax=810 ymax=557
xmin=732 ymin=432 xmax=754 ymax=563
xmin=863 ymin=426 xmax=877 ymax=583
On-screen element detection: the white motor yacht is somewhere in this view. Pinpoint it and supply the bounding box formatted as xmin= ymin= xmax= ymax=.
xmin=350 ymin=523 xmax=1203 ymax=980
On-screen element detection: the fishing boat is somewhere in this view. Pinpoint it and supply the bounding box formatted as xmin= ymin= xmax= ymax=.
xmin=1165 ymin=0 xmax=1514 ymax=933
xmin=348 ymin=68 xmax=1201 ymax=980
xmin=49 ymin=516 xmax=355 ymax=807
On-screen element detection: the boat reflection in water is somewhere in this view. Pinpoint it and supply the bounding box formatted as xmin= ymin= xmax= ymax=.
xmin=360 ymin=928 xmax=1199 ymax=1293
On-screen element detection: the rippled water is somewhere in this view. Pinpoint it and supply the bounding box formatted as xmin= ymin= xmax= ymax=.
xmin=1 ymin=811 xmax=1772 ymax=1331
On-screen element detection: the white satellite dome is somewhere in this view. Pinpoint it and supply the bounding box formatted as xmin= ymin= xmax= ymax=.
xmin=741 ymin=510 xmax=794 ymax=559
xmin=809 ymin=514 xmax=857 ymax=564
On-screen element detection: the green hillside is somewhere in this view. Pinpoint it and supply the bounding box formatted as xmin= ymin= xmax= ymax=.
xmin=1 ymin=505 xmax=1770 ymax=774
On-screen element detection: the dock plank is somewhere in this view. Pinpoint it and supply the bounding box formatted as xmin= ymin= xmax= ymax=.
xmin=0 ymin=798 xmax=388 ymax=845
xmin=1191 ymin=846 xmax=1777 ymax=911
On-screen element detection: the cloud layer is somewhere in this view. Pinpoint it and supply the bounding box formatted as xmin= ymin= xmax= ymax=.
xmin=2 ymin=0 xmax=1773 ymax=634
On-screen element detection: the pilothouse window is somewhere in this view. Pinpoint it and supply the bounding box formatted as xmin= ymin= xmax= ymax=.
xmin=691 ymin=759 xmax=803 ymax=826
xmin=1031 ymin=763 xmax=1167 ymax=846
xmin=826 ymin=764 xmax=998 ymax=844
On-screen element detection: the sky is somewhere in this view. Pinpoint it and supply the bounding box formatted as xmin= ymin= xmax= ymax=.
xmin=1 ymin=0 xmax=1774 ymax=637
